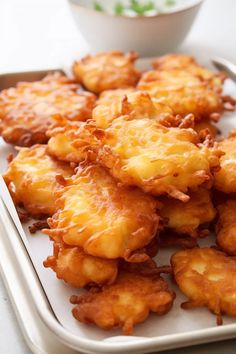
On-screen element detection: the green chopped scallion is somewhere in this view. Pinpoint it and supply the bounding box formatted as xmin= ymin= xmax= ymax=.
xmin=165 ymin=0 xmax=176 ymax=7
xmin=115 ymin=2 xmax=125 ymax=15
xmin=94 ymin=1 xmax=104 ymax=12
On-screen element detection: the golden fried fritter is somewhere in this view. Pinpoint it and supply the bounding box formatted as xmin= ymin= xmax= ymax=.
xmin=138 ymin=69 xmax=224 ymax=120
xmin=159 ymin=189 xmax=216 ymax=237
xmin=94 ymin=116 xmax=221 ymax=201
xmin=44 ymin=164 xmax=159 ymax=261
xmin=153 ymin=54 xmax=195 ymax=70
xmin=0 ymin=72 xmax=96 ymax=147
xmin=216 ymin=200 xmax=236 ymax=255
xmin=72 ymin=51 xmax=141 ymax=94
xmin=97 ymin=88 xmax=136 ymax=105
xmin=214 ymin=132 xmax=236 ymax=193
xmin=171 ymin=247 xmax=236 ymax=323
xmin=152 ymin=53 xmax=225 ymax=90
xmin=93 ymin=90 xmax=173 ymax=129
xmin=44 ymin=242 xmax=118 ymax=288
xmin=47 ymin=115 xmax=98 ymax=163
xmin=3 ymin=145 xmax=74 ymax=217
xmin=70 ymin=270 xmax=175 ymax=335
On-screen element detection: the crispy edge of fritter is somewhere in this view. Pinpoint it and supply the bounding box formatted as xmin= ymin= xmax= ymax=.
xmin=159 ymin=189 xmax=216 ymax=238
xmin=216 ymin=200 xmax=236 ymax=255
xmin=70 ymin=265 xmax=175 ymax=335
xmin=171 ymin=247 xmax=236 ymax=324
xmin=3 ymin=144 xmax=74 ymax=217
xmin=44 ymin=241 xmax=118 ymax=288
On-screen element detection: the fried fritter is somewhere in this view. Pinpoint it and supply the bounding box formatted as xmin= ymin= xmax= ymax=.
xmin=3 ymin=145 xmax=74 ymax=217
xmin=214 ymin=132 xmax=236 ymax=193
xmin=153 ymin=54 xmax=196 ymax=70
xmin=216 ymin=200 xmax=236 ymax=255
xmin=0 ymin=72 xmax=96 ymax=147
xmin=44 ymin=164 xmax=159 ymax=261
xmin=159 ymin=189 xmax=216 ymax=237
xmin=44 ymin=242 xmax=118 ymax=288
xmin=70 ymin=270 xmax=175 ymax=335
xmin=152 ymin=53 xmax=225 ymax=90
xmin=93 ymin=90 xmax=173 ymax=129
xmin=138 ymin=69 xmax=224 ymax=120
xmin=47 ymin=115 xmax=98 ymax=163
xmin=97 ymin=88 xmax=136 ymax=106
xmin=95 ymin=116 xmax=221 ymax=201
xmin=72 ymin=51 xmax=141 ymax=94
xmin=171 ymin=247 xmax=236 ymax=323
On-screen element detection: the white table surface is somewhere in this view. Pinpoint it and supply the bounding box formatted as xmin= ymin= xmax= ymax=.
xmin=0 ymin=0 xmax=236 ymax=353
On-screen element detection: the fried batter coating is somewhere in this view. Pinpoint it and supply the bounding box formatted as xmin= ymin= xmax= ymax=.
xmin=153 ymin=54 xmax=195 ymax=70
xmin=138 ymin=69 xmax=224 ymax=120
xmin=93 ymin=90 xmax=173 ymax=129
xmin=171 ymin=247 xmax=236 ymax=323
xmin=97 ymin=88 xmax=136 ymax=106
xmin=44 ymin=242 xmax=118 ymax=288
xmin=95 ymin=116 xmax=221 ymax=201
xmin=3 ymin=145 xmax=74 ymax=217
xmin=70 ymin=270 xmax=175 ymax=335
xmin=0 ymin=72 xmax=96 ymax=147
xmin=152 ymin=54 xmax=225 ymax=90
xmin=216 ymin=200 xmax=236 ymax=255
xmin=72 ymin=51 xmax=141 ymax=94
xmin=214 ymin=132 xmax=236 ymax=193
xmin=159 ymin=189 xmax=216 ymax=237
xmin=44 ymin=164 xmax=159 ymax=261
xmin=193 ymin=119 xmax=218 ymax=138
xmin=47 ymin=115 xmax=98 ymax=163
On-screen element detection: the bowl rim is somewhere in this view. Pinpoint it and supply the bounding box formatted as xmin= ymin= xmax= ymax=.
xmin=68 ymin=0 xmax=204 ymax=20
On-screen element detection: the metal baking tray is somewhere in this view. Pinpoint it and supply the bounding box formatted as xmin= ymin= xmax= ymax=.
xmin=1 ymin=69 xmax=236 ymax=354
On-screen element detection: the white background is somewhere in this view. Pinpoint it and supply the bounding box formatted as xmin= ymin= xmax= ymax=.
xmin=0 ymin=0 xmax=236 ymax=353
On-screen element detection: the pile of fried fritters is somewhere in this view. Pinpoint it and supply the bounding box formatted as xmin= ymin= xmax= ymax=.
xmin=2 ymin=51 xmax=236 ymax=335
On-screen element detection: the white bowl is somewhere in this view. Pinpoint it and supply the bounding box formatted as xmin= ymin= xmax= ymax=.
xmin=68 ymin=0 xmax=203 ymax=57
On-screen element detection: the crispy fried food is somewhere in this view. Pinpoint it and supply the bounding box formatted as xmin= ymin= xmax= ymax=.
xmin=47 ymin=115 xmax=98 ymax=163
xmin=139 ymin=54 xmax=227 ymax=120
xmin=216 ymin=200 xmax=236 ymax=255
xmin=3 ymin=145 xmax=74 ymax=217
xmin=72 ymin=51 xmax=141 ymax=94
xmin=44 ymin=164 xmax=159 ymax=261
xmin=214 ymin=132 xmax=236 ymax=193
xmin=94 ymin=116 xmax=221 ymax=201
xmin=171 ymin=247 xmax=236 ymax=323
xmin=138 ymin=69 xmax=224 ymax=120
xmin=193 ymin=119 xmax=218 ymax=138
xmin=0 ymin=72 xmax=96 ymax=147
xmin=93 ymin=90 xmax=173 ymax=129
xmin=97 ymin=88 xmax=136 ymax=106
xmin=153 ymin=54 xmax=196 ymax=70
xmin=159 ymin=189 xmax=216 ymax=237
xmin=44 ymin=242 xmax=118 ymax=288
xmin=70 ymin=269 xmax=175 ymax=335
xmin=152 ymin=54 xmax=225 ymax=90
